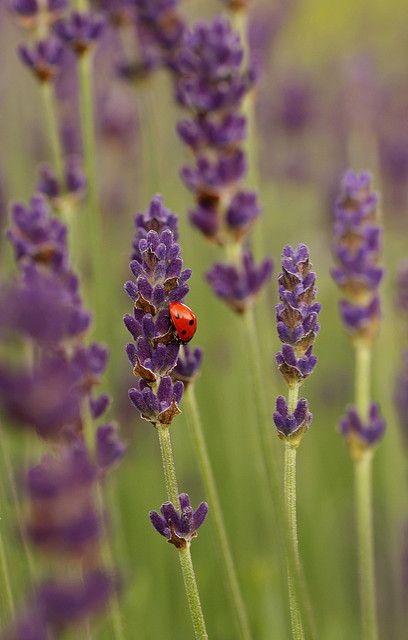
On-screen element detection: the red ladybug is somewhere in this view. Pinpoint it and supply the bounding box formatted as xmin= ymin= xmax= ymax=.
xmin=169 ymin=301 xmax=197 ymax=343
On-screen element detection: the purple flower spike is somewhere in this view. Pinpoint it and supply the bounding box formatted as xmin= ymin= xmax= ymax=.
xmin=149 ymin=492 xmax=208 ymax=548
xmin=275 ymin=244 xmax=320 ymax=386
xmin=176 ymin=18 xmax=250 ymax=113
xmin=25 ymin=441 xmax=102 ymax=556
xmin=175 ymin=17 xmax=257 ymax=247
xmin=55 ymin=11 xmax=105 ymax=55
xmin=332 ymin=170 xmax=383 ymax=343
xmin=37 ymin=570 xmax=117 ymax=628
xmin=207 ymin=251 xmax=273 ymax=314
xmin=124 ymin=196 xmax=194 ymax=427
xmin=19 ymin=37 xmax=64 ymax=83
xmin=340 ymin=403 xmax=386 ymax=460
xmin=273 ymin=395 xmax=312 ymax=447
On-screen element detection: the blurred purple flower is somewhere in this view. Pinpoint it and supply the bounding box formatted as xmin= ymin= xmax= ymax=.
xmin=96 ymin=423 xmax=127 ymax=472
xmin=55 ymin=11 xmax=105 ymax=56
xmin=37 ymin=157 xmax=86 ymax=206
xmin=207 ymin=252 xmax=273 ymax=314
xmin=19 ymin=37 xmax=64 ymax=82
xmin=340 ymin=403 xmax=385 ymax=459
xmin=25 ymin=441 xmax=101 ymax=556
xmin=150 ymin=492 xmax=208 ymax=548
xmin=133 ymin=0 xmax=185 ymax=71
xmin=332 ymin=170 xmax=383 ymax=343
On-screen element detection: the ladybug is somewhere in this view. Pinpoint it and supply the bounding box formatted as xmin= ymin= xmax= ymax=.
xmin=169 ymin=301 xmax=197 ymax=343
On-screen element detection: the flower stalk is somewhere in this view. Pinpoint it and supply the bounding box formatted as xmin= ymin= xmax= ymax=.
xmin=184 ymin=384 xmax=252 ymax=640
xmin=331 ymin=171 xmax=385 ymax=640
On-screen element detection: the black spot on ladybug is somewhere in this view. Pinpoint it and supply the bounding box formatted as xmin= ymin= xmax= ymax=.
xmin=181 ymin=330 xmax=187 ymax=335
xmin=189 ymin=319 xmax=194 ymax=326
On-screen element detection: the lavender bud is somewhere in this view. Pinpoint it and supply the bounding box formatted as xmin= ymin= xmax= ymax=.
xmin=172 ymin=345 xmax=203 ymax=387
xmin=149 ymin=492 xmax=208 ymax=549
xmin=96 ymin=424 xmax=127 ymax=472
xmin=19 ymin=37 xmax=64 ymax=83
xmin=273 ymin=395 xmax=312 ymax=448
xmin=340 ymin=403 xmax=386 ymax=460
xmin=55 ymin=11 xmax=105 ymax=56
xmin=332 ymin=170 xmax=383 ymax=344
xmin=207 ymin=251 xmax=273 ymax=314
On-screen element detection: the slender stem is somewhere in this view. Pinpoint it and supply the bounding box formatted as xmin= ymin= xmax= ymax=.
xmin=354 ymin=454 xmax=377 ymax=640
xmin=157 ymin=425 xmax=179 ymax=505
xmin=0 ymin=501 xmax=15 ymax=618
xmin=179 ymin=545 xmax=209 ymax=640
xmin=355 ymin=342 xmax=371 ymax=420
xmin=41 ymin=83 xmax=64 ymax=181
xmin=157 ymin=425 xmax=208 ymax=640
xmin=243 ymin=308 xmax=281 ymax=503
xmin=0 ymin=428 xmax=36 ymax=584
xmin=184 ymin=385 xmax=252 ymax=640
xmin=284 ymin=442 xmax=305 ymax=640
xmin=354 ymin=341 xmax=378 ymax=640
xmin=77 ymin=50 xmax=105 ymax=336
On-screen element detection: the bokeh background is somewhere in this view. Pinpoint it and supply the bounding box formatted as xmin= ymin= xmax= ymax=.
xmin=1 ymin=0 xmax=408 ymax=638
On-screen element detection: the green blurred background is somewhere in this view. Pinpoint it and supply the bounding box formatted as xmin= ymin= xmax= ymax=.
xmin=1 ymin=0 xmax=408 ymax=638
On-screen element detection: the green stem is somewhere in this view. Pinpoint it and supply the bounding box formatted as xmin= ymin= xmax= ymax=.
xmin=0 ymin=501 xmax=15 ymax=618
xmin=243 ymin=308 xmax=280 ymax=502
xmin=354 ymin=454 xmax=377 ymax=640
xmin=157 ymin=425 xmax=179 ymax=505
xmin=41 ymin=83 xmax=64 ymax=182
xmin=77 ymin=50 xmax=105 ymax=336
xmin=184 ymin=385 xmax=252 ymax=640
xmin=284 ymin=441 xmax=305 ymax=640
xmin=157 ymin=425 xmax=208 ymax=640
xmin=179 ymin=545 xmax=209 ymax=640
xmin=354 ymin=341 xmax=378 ymax=640
xmin=355 ymin=342 xmax=371 ymax=420
xmin=0 ymin=429 xmax=36 ymax=584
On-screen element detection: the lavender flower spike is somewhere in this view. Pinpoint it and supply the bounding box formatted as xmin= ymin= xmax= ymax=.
xmin=275 ymin=244 xmax=321 ymax=387
xmin=150 ymin=493 xmax=208 ymax=549
xmin=340 ymin=403 xmax=386 ymax=460
xmin=55 ymin=11 xmax=105 ymax=56
xmin=332 ymin=170 xmax=383 ymax=344
xmin=124 ymin=196 xmax=194 ymax=426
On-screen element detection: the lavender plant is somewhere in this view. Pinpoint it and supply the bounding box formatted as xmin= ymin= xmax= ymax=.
xmin=0 ymin=191 xmax=125 ymax=638
xmin=124 ymin=195 xmax=208 ymax=640
xmin=273 ymin=244 xmax=320 ymax=640
xmin=332 ymin=170 xmax=385 ymax=640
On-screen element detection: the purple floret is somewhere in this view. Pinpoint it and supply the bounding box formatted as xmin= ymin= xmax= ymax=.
xmin=150 ymin=492 xmax=208 ymax=548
